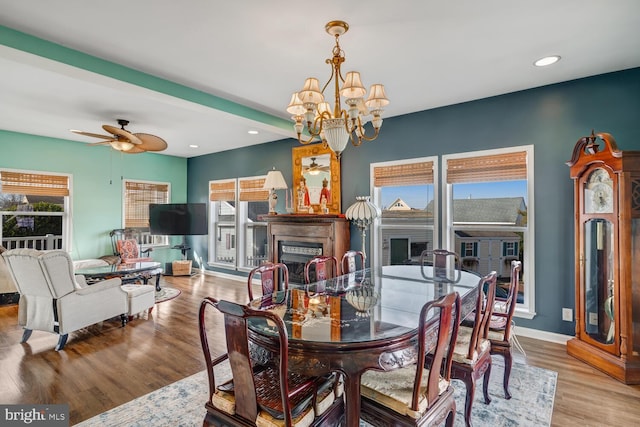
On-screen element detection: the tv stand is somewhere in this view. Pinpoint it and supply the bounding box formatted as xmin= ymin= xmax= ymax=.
xmin=171 ymin=244 xmax=191 ymax=259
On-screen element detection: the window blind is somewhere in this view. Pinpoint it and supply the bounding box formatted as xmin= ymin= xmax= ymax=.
xmin=239 ymin=178 xmax=268 ymax=202
xmin=124 ymin=181 xmax=169 ymax=228
xmin=0 ymin=171 xmax=69 ymax=196
xmin=446 ymin=151 xmax=527 ymax=183
xmin=209 ymin=180 xmax=236 ymax=201
xmin=373 ymin=161 xmax=434 ymax=187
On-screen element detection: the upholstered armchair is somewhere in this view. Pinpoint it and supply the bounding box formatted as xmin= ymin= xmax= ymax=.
xmin=2 ymin=249 xmax=129 ymax=351
xmin=0 ymin=245 xmax=18 ymax=295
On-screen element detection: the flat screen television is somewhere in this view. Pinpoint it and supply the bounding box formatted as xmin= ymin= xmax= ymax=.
xmin=149 ymin=203 xmax=208 ymax=236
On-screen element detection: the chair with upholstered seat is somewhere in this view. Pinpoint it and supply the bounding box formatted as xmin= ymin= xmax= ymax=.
xmin=247 ymin=262 xmax=289 ymax=301
xmin=340 ymin=250 xmax=365 ymax=274
xmin=304 ymin=255 xmax=339 ymax=284
xmin=109 ymin=228 xmax=153 ymax=264
xmin=2 ymin=249 xmax=129 ymax=351
xmin=359 ymin=292 xmax=460 ymax=427
xmin=488 ymin=260 xmax=522 ymax=400
xmin=198 ymin=297 xmax=344 ymax=427
xmin=431 ymin=271 xmax=497 ymax=427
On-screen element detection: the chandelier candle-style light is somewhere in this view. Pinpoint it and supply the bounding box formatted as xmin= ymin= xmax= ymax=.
xmin=345 ymin=196 xmax=381 ymax=260
xmin=286 ymin=20 xmax=389 ymax=159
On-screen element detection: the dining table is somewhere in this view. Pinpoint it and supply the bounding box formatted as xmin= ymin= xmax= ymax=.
xmin=247 ymin=264 xmax=481 ymax=427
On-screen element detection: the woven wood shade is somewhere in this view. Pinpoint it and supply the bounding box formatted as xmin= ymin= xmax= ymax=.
xmin=0 ymin=171 xmax=69 ymax=196
xmin=239 ymin=178 xmax=268 ymax=202
xmin=124 ymin=181 xmax=169 ymax=228
xmin=447 ymin=151 xmax=527 ymax=183
xmin=373 ymin=161 xmax=434 ymax=187
xmin=209 ymin=180 xmax=236 ymax=201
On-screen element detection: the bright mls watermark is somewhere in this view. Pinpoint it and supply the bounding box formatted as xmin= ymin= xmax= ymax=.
xmin=1 ymin=405 xmax=68 ymax=426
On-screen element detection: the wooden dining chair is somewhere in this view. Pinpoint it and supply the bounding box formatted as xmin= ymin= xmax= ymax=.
xmin=340 ymin=250 xmax=365 ymax=274
xmin=359 ymin=292 xmax=461 ymax=427
xmin=420 ymin=249 xmax=462 ymax=283
xmin=488 ymin=260 xmax=522 ymax=400
xmin=247 ymin=262 xmax=289 ymax=301
xmin=431 ymin=271 xmax=497 ymax=427
xmin=304 ymin=255 xmax=338 ymax=284
xmin=198 ymin=297 xmax=344 ymax=427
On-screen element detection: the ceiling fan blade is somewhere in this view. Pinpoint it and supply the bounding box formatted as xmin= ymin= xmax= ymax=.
xmin=134 ymin=133 xmax=168 ymax=152
xmin=87 ymin=140 xmax=114 ymax=146
xmin=102 ymin=125 xmax=143 ymax=145
xmin=71 ymin=129 xmax=114 ymax=139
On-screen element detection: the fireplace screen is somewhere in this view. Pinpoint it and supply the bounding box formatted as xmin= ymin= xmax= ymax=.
xmin=279 ymin=241 xmax=323 ymax=284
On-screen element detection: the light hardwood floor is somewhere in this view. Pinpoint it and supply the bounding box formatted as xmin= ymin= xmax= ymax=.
xmin=1 ymin=273 xmax=639 ymax=426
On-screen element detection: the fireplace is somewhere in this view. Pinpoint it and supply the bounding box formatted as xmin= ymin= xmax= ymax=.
xmin=262 ymin=214 xmax=350 ymax=284
xmin=279 ymin=241 xmax=323 ymax=284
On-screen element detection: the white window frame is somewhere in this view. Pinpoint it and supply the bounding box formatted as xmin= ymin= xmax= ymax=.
xmin=237 ymin=175 xmax=269 ymax=272
xmin=0 ymin=168 xmax=72 ymax=252
xmin=122 ymin=179 xmax=171 ymax=249
xmin=370 ymin=156 xmax=439 ymax=268
xmin=208 ymin=176 xmax=270 ymax=272
xmin=442 ymin=145 xmax=535 ymax=319
xmin=208 ymin=178 xmax=238 ymax=268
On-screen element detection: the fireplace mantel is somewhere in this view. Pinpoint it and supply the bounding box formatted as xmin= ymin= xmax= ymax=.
xmin=261 ymin=214 xmax=350 ymax=283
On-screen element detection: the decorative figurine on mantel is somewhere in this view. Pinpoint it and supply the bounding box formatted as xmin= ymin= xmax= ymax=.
xmin=297 ymin=177 xmax=310 ymax=212
xmin=320 ymin=195 xmax=329 ymax=214
xmin=320 ymin=177 xmax=331 ymax=204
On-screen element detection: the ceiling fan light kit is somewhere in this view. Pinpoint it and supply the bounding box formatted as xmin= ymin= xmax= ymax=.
xmin=71 ymin=119 xmax=167 ymax=154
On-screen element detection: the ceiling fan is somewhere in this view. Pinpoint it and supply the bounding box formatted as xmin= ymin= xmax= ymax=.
xmin=71 ymin=119 xmax=167 ymax=154
xmin=303 ymin=157 xmax=330 ymax=175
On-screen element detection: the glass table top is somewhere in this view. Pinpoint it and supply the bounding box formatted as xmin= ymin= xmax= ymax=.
xmin=75 ymin=261 xmax=162 ymax=276
xmin=248 ymin=265 xmax=480 ymax=345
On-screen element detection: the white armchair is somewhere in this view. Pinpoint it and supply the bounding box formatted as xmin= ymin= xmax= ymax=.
xmin=2 ymin=249 xmax=129 ymax=351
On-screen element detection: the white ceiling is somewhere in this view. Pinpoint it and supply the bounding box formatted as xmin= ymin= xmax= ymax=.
xmin=1 ymin=1 xmax=639 ymax=158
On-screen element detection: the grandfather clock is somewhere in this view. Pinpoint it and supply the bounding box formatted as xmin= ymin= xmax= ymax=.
xmin=566 ymin=131 xmax=640 ymax=384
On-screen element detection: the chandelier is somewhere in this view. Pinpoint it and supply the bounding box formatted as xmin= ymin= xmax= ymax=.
xmin=286 ymin=20 xmax=389 ymax=159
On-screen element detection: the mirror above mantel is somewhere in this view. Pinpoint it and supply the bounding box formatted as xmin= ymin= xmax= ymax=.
xmin=292 ymin=144 xmax=341 ymax=214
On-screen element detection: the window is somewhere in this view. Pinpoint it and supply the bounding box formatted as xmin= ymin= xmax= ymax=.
xmin=503 ymin=241 xmax=518 ymax=257
xmin=238 ymin=177 xmax=269 ymax=269
xmin=209 ymin=176 xmax=270 ymax=271
xmin=209 ymin=179 xmax=237 ymax=267
xmin=0 ymin=169 xmax=71 ymax=251
xmin=443 ymin=146 xmax=534 ymax=318
xmin=371 ymin=157 xmax=438 ymax=266
xmin=123 ymin=180 xmax=170 ymax=246
xmin=462 ymin=242 xmax=477 ymax=257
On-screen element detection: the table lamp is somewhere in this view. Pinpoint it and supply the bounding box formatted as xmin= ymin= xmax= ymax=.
xmin=344 ymin=196 xmax=381 ymax=261
xmin=263 ymin=167 xmax=288 ymax=214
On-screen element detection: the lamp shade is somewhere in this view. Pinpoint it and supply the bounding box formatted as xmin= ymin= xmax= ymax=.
xmin=263 ymin=169 xmax=288 ymax=190
xmin=345 ymin=196 xmax=380 ymax=260
xmin=345 ymin=196 xmax=380 ymax=223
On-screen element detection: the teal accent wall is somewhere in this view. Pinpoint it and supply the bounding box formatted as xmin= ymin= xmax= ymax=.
xmin=0 ymin=130 xmax=188 ymax=264
xmin=187 ymin=67 xmax=640 ymax=335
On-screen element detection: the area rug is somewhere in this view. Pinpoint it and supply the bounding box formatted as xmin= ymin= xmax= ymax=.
xmin=75 ymin=358 xmax=556 ymax=426
xmin=155 ymin=287 xmax=181 ymax=304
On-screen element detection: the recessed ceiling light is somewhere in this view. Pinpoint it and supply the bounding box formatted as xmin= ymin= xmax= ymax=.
xmin=534 ymin=55 xmax=561 ymax=67
xmin=248 ymin=130 xmax=259 ymax=135
xmin=189 ymin=144 xmax=199 ymax=148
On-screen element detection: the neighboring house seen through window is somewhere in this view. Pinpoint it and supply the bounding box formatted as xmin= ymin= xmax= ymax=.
xmin=371 ymin=157 xmax=438 ymax=266
xmin=0 ymin=169 xmax=71 ymax=251
xmin=443 ymin=146 xmax=534 ymax=318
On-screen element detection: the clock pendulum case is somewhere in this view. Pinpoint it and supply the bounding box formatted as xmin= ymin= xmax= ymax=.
xmin=566 ymin=130 xmax=640 ymax=384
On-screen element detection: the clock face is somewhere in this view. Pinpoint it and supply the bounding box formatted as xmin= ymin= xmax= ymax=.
xmin=585 ymin=168 xmax=614 ymax=214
